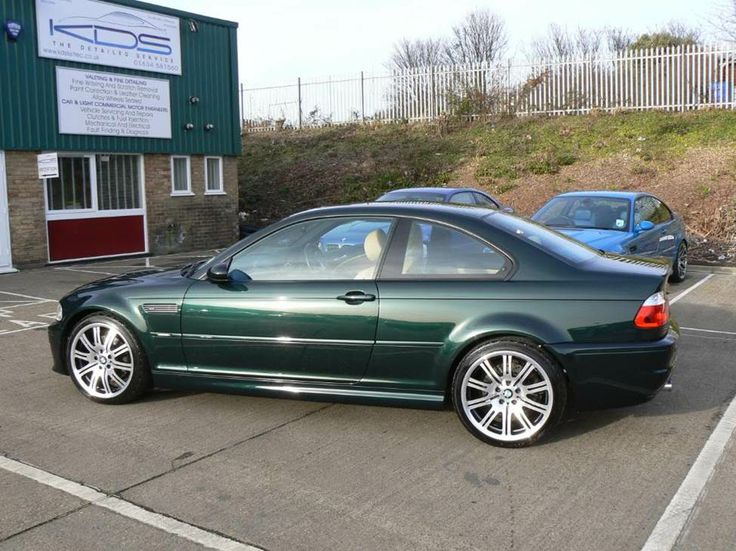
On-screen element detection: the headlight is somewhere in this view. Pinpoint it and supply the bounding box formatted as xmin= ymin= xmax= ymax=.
xmin=55 ymin=303 xmax=63 ymax=321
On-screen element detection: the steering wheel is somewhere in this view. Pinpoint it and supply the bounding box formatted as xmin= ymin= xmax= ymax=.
xmin=304 ymin=243 xmax=327 ymax=271
xmin=545 ymin=215 xmax=574 ymax=226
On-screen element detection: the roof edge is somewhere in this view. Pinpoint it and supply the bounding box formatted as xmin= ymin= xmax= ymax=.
xmin=108 ymin=0 xmax=239 ymax=28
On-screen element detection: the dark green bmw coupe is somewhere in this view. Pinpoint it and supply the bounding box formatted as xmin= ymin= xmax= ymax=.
xmin=49 ymin=203 xmax=677 ymax=447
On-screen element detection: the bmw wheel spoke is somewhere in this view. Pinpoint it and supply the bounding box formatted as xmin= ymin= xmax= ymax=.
xmin=461 ymin=350 xmax=553 ymax=443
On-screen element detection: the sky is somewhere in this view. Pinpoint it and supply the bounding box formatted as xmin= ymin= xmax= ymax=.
xmin=154 ymin=0 xmax=722 ymax=86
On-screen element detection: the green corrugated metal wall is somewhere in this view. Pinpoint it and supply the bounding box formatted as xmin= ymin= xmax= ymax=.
xmin=0 ymin=0 xmax=241 ymax=155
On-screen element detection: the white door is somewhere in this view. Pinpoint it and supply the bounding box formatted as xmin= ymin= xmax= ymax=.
xmin=0 ymin=152 xmax=14 ymax=273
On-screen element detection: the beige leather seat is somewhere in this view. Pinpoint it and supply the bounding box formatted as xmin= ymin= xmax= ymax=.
xmin=354 ymin=229 xmax=386 ymax=279
xmin=402 ymin=224 xmax=425 ymax=274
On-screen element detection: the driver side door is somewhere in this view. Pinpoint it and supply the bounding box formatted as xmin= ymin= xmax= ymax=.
xmin=181 ymin=217 xmax=395 ymax=383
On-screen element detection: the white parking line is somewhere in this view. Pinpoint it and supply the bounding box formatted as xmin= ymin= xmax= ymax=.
xmin=681 ymin=327 xmax=736 ymax=337
xmin=669 ymin=274 xmax=715 ymax=305
xmin=0 ymin=455 xmax=259 ymax=551
xmin=0 ymin=291 xmax=55 ymax=303
xmin=641 ymin=395 xmax=736 ymax=551
xmin=53 ymin=267 xmax=118 ymax=276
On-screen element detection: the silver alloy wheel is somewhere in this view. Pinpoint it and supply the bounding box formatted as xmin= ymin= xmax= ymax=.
xmin=69 ymin=322 xmax=134 ymax=399
xmin=460 ymin=350 xmax=553 ymax=442
xmin=677 ymin=244 xmax=688 ymax=278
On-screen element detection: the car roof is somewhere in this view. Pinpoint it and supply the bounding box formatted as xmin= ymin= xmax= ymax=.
xmin=382 ymin=187 xmax=485 ymax=197
xmin=553 ymin=191 xmax=645 ymax=200
xmin=289 ymin=201 xmax=495 ymax=223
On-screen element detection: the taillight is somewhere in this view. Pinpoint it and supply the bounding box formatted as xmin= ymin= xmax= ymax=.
xmin=634 ymin=292 xmax=670 ymax=329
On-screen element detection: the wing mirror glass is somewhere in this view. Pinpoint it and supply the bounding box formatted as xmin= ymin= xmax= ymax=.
xmin=207 ymin=261 xmax=230 ymax=283
xmin=636 ymin=220 xmax=655 ymax=233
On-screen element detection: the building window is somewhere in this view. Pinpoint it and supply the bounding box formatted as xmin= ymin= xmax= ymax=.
xmin=204 ymin=156 xmax=225 ymax=194
xmin=96 ymin=155 xmax=141 ymax=210
xmin=46 ymin=156 xmax=94 ymax=211
xmin=171 ymin=156 xmax=192 ymax=196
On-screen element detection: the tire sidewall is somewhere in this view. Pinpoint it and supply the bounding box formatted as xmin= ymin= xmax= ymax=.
xmin=451 ymin=339 xmax=567 ymax=448
xmin=66 ymin=313 xmax=150 ymax=404
xmin=670 ymin=242 xmax=687 ymax=283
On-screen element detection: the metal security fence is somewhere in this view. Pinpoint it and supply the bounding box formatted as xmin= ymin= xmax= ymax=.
xmin=240 ymin=44 xmax=736 ymax=131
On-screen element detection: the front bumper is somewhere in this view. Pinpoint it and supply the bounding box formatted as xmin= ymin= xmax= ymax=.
xmin=48 ymin=321 xmax=68 ymax=375
xmin=546 ymin=327 xmax=678 ymax=410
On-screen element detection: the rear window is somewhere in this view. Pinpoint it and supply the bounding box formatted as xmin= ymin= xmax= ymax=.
xmin=490 ymin=213 xmax=599 ymax=264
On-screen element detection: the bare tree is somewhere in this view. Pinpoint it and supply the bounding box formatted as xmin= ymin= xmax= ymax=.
xmin=389 ymin=37 xmax=445 ymax=70
xmin=444 ymin=9 xmax=508 ymax=64
xmin=605 ymin=27 xmax=634 ymax=53
xmin=711 ymin=1 xmax=736 ymax=41
xmin=530 ymin=24 xmax=605 ymax=60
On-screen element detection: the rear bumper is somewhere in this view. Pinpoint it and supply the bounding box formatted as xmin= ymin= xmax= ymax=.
xmin=546 ymin=327 xmax=678 ymax=410
xmin=48 ymin=321 xmax=68 ymax=375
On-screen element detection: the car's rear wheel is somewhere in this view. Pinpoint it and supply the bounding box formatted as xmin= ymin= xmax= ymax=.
xmin=67 ymin=314 xmax=150 ymax=404
xmin=670 ymin=242 xmax=687 ymax=283
xmin=452 ymin=340 xmax=567 ymax=448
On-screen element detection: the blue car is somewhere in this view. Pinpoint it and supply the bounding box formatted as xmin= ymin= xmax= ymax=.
xmin=376 ymin=187 xmax=513 ymax=212
xmin=532 ymin=191 xmax=688 ymax=282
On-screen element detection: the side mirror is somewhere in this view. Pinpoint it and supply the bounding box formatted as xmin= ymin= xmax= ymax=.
xmin=501 ymin=206 xmax=514 ymax=214
xmin=636 ymin=220 xmax=655 ymax=233
xmin=206 ymin=261 xmax=230 ymax=284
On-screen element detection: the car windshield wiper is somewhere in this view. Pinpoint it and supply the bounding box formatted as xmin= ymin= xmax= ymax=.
xmin=181 ymin=260 xmax=205 ymax=277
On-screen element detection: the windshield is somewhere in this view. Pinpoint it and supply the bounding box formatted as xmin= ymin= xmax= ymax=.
xmin=533 ymin=196 xmax=631 ymax=232
xmin=490 ymin=213 xmax=599 ymax=264
xmin=377 ymin=191 xmax=446 ymax=203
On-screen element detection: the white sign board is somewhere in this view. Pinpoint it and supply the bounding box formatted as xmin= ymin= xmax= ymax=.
xmin=36 ymin=0 xmax=182 ymax=75
xmin=57 ymin=67 xmax=172 ymax=139
xmin=37 ymin=153 xmax=60 ymax=179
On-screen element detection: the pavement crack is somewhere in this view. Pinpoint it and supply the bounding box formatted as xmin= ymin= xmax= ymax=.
xmin=118 ymin=403 xmax=335 ymax=496
xmin=0 ymin=503 xmax=92 ymax=544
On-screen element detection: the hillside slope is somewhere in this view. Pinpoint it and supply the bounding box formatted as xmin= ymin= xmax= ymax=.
xmin=239 ymin=111 xmax=736 ymax=263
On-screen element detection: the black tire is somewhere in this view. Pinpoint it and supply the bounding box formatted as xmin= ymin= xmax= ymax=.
xmin=451 ymin=339 xmax=567 ymax=448
xmin=669 ymin=242 xmax=687 ymax=283
xmin=66 ymin=314 xmax=151 ymax=405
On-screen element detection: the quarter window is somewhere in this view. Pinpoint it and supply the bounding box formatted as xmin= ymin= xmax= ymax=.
xmin=449 ymin=192 xmax=476 ymax=205
xmin=171 ymin=156 xmax=192 ymax=195
xmin=205 ymin=157 xmax=224 ymax=194
xmin=391 ymin=221 xmax=509 ymax=278
xmin=473 ymin=193 xmax=498 ymax=208
xmin=228 ymin=217 xmax=395 ymax=281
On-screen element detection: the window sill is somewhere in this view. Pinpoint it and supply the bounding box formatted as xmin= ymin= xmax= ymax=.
xmin=204 ymin=191 xmax=227 ymax=196
xmin=171 ymin=191 xmax=195 ymax=197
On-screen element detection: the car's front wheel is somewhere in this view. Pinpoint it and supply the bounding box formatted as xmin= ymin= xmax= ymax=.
xmin=452 ymin=340 xmax=567 ymax=448
xmin=67 ymin=314 xmax=150 ymax=404
xmin=670 ymin=242 xmax=688 ymax=283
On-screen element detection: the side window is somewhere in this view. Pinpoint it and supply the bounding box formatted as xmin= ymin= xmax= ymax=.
xmin=651 ymin=199 xmax=673 ymax=224
xmin=473 ymin=193 xmax=499 ymax=208
xmin=393 ymin=221 xmax=509 ymax=278
xmin=449 ymin=192 xmax=476 ymax=205
xmin=634 ymin=197 xmax=657 ymax=226
xmin=228 ymin=218 xmax=394 ymax=281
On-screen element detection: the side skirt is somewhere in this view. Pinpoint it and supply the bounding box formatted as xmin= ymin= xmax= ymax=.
xmin=152 ymin=371 xmax=447 ymax=410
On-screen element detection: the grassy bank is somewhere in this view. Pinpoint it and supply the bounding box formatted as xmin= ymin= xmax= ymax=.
xmin=239 ymin=110 xmax=736 ymax=263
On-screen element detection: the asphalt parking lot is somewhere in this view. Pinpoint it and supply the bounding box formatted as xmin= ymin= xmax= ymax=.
xmin=1 ymin=252 xmax=735 ymax=551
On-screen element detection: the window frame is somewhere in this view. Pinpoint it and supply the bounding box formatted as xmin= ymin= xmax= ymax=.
xmin=223 ymin=215 xmax=398 ymax=283
xmin=379 ymin=217 xmax=514 ymax=281
xmin=170 ymin=155 xmax=193 ymax=196
xmin=473 ymin=192 xmax=500 ymax=209
xmin=204 ymin=156 xmax=225 ymax=195
xmin=43 ymin=153 xmax=145 ymax=221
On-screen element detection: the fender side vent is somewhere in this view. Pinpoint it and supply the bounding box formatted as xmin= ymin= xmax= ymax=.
xmin=142 ymin=303 xmax=180 ymax=314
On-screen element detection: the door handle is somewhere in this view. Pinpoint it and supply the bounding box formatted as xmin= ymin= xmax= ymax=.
xmin=337 ymin=291 xmax=376 ymax=304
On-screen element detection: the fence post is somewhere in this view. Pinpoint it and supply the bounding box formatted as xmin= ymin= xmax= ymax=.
xmin=298 ymin=77 xmax=303 ymax=129
xmin=360 ymin=71 xmax=366 ymax=123
xmin=239 ymin=83 xmax=245 ymax=129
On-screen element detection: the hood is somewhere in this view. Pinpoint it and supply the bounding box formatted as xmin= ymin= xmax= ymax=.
xmin=556 ymin=228 xmax=627 ymax=252
xmin=68 ymin=268 xmax=184 ymax=295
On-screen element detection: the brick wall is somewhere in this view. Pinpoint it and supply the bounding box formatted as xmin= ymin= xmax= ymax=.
xmin=2 ymin=151 xmax=239 ymax=267
xmin=4 ymin=151 xmax=47 ymax=267
xmin=144 ymin=154 xmax=239 ymax=255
